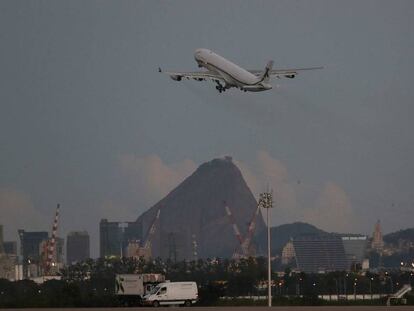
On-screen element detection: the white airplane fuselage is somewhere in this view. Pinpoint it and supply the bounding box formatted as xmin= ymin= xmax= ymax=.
xmin=194 ymin=48 xmax=272 ymax=92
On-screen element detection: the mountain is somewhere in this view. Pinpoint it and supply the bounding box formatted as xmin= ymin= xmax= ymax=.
xmin=135 ymin=157 xmax=266 ymax=260
xmin=258 ymin=222 xmax=328 ymax=254
xmin=384 ymin=228 xmax=414 ymax=246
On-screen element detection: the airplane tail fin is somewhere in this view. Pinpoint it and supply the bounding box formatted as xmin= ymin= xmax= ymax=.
xmin=261 ymin=60 xmax=274 ymax=82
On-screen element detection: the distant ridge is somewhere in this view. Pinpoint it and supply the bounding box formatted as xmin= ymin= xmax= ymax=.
xmin=136 ymin=157 xmax=266 ymax=260
xmin=383 ymin=228 xmax=414 ymax=245
xmin=258 ymin=222 xmax=328 ymax=254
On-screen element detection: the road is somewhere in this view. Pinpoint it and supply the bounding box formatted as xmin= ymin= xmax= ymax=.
xmin=3 ymin=307 xmax=414 ymax=311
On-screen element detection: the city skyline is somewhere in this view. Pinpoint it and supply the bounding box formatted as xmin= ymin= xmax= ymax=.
xmin=1 ymin=1 xmax=414 ymax=257
xmin=0 ymin=211 xmax=407 ymax=262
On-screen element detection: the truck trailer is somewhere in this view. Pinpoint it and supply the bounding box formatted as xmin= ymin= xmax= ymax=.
xmin=115 ymin=273 xmax=165 ymax=306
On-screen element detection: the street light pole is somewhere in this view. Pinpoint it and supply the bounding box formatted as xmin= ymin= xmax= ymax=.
xmin=259 ymin=192 xmax=273 ymax=307
xmin=370 ymin=277 xmax=373 ymax=300
xmin=353 ymin=279 xmax=357 ymax=300
xmin=267 ymin=206 xmax=271 ymax=305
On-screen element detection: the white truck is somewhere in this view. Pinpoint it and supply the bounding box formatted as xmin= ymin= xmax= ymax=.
xmin=142 ymin=281 xmax=198 ymax=307
xmin=115 ymin=273 xmax=165 ymax=306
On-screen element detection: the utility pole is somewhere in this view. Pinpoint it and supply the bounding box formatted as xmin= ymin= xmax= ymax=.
xmin=258 ymin=192 xmax=273 ymax=307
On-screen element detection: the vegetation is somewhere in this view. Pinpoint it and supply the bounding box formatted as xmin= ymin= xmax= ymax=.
xmin=0 ymin=257 xmax=413 ymax=307
xmin=384 ymin=228 xmax=414 ymax=246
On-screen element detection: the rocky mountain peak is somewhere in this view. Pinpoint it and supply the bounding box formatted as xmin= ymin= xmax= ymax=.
xmin=136 ymin=157 xmax=265 ymax=260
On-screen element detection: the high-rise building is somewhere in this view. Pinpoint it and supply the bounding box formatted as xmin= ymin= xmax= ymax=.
xmin=371 ymin=220 xmax=384 ymax=251
xmin=0 ymin=226 xmax=17 ymax=280
xmin=100 ymin=219 xmax=142 ymax=258
xmin=3 ymin=241 xmax=17 ymax=256
xmin=292 ymin=235 xmax=348 ymax=273
xmin=341 ymin=236 xmax=367 ymax=268
xmin=100 ymin=219 xmax=122 ymax=258
xmin=56 ymin=237 xmax=64 ymax=264
xmin=0 ymin=255 xmax=15 ymax=280
xmin=18 ymin=230 xmax=48 ymax=278
xmin=66 ymin=231 xmax=90 ymax=264
xmin=123 ymin=222 xmax=142 ymax=250
xmin=18 ymin=230 xmax=49 ymax=263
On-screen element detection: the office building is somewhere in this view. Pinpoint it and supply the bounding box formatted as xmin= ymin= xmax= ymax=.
xmin=100 ymin=219 xmax=122 ymax=257
xmin=18 ymin=230 xmax=49 ymax=263
xmin=341 ymin=235 xmax=367 ymax=268
xmin=0 ymin=255 xmax=15 ymax=280
xmin=100 ymin=219 xmax=142 ymax=258
xmin=3 ymin=241 xmax=17 ymax=256
xmin=66 ymin=231 xmax=90 ymax=264
xmin=292 ymin=235 xmax=348 ymax=273
xmin=0 ymin=226 xmax=17 ymax=280
xmin=123 ymin=222 xmax=142 ymax=249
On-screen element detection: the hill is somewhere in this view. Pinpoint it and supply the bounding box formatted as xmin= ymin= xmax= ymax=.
xmin=259 ymin=222 xmax=328 ymax=254
xmin=135 ymin=157 xmax=266 ymax=260
xmin=384 ymin=228 xmax=414 ymax=245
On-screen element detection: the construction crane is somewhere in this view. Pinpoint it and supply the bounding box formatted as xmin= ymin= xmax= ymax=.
xmin=223 ymin=202 xmax=244 ymax=245
xmin=143 ymin=208 xmax=161 ymax=250
xmin=223 ymin=201 xmax=248 ymax=258
xmin=241 ymin=203 xmax=261 ymax=257
xmin=223 ymin=201 xmax=261 ymax=258
xmin=127 ymin=208 xmax=161 ymax=261
xmin=42 ymin=204 xmax=60 ymax=275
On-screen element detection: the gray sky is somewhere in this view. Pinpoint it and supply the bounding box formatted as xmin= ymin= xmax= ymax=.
xmin=1 ymin=0 xmax=413 ymax=257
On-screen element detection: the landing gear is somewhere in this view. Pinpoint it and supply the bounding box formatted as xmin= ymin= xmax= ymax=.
xmin=215 ymin=85 xmax=225 ymax=93
xmin=215 ymin=81 xmax=226 ymax=93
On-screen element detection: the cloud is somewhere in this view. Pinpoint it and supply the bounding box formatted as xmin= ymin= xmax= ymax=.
xmin=235 ymin=151 xmax=297 ymax=225
xmin=0 ymin=188 xmax=44 ymax=240
xmin=305 ymin=181 xmax=355 ymax=233
xmin=117 ymin=154 xmax=197 ymax=207
xmin=235 ymin=151 xmax=355 ymax=232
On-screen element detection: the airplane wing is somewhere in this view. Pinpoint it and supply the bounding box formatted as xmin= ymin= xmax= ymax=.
xmin=249 ymin=66 xmax=323 ymax=79
xmin=159 ymin=68 xmax=224 ymax=82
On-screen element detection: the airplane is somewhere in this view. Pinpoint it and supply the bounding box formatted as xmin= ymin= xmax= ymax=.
xmin=159 ymin=48 xmax=323 ymax=93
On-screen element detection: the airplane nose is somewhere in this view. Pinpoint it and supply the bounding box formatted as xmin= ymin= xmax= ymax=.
xmin=194 ymin=48 xmax=209 ymax=66
xmin=195 ymin=48 xmax=209 ymax=56
xmin=194 ymin=49 xmax=204 ymax=62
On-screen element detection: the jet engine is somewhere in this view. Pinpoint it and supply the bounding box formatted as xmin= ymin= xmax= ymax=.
xmin=241 ymin=84 xmax=272 ymax=92
xmin=170 ymin=75 xmax=182 ymax=81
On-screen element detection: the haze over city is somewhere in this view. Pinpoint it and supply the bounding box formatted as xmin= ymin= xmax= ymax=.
xmin=1 ymin=0 xmax=414 ymax=258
